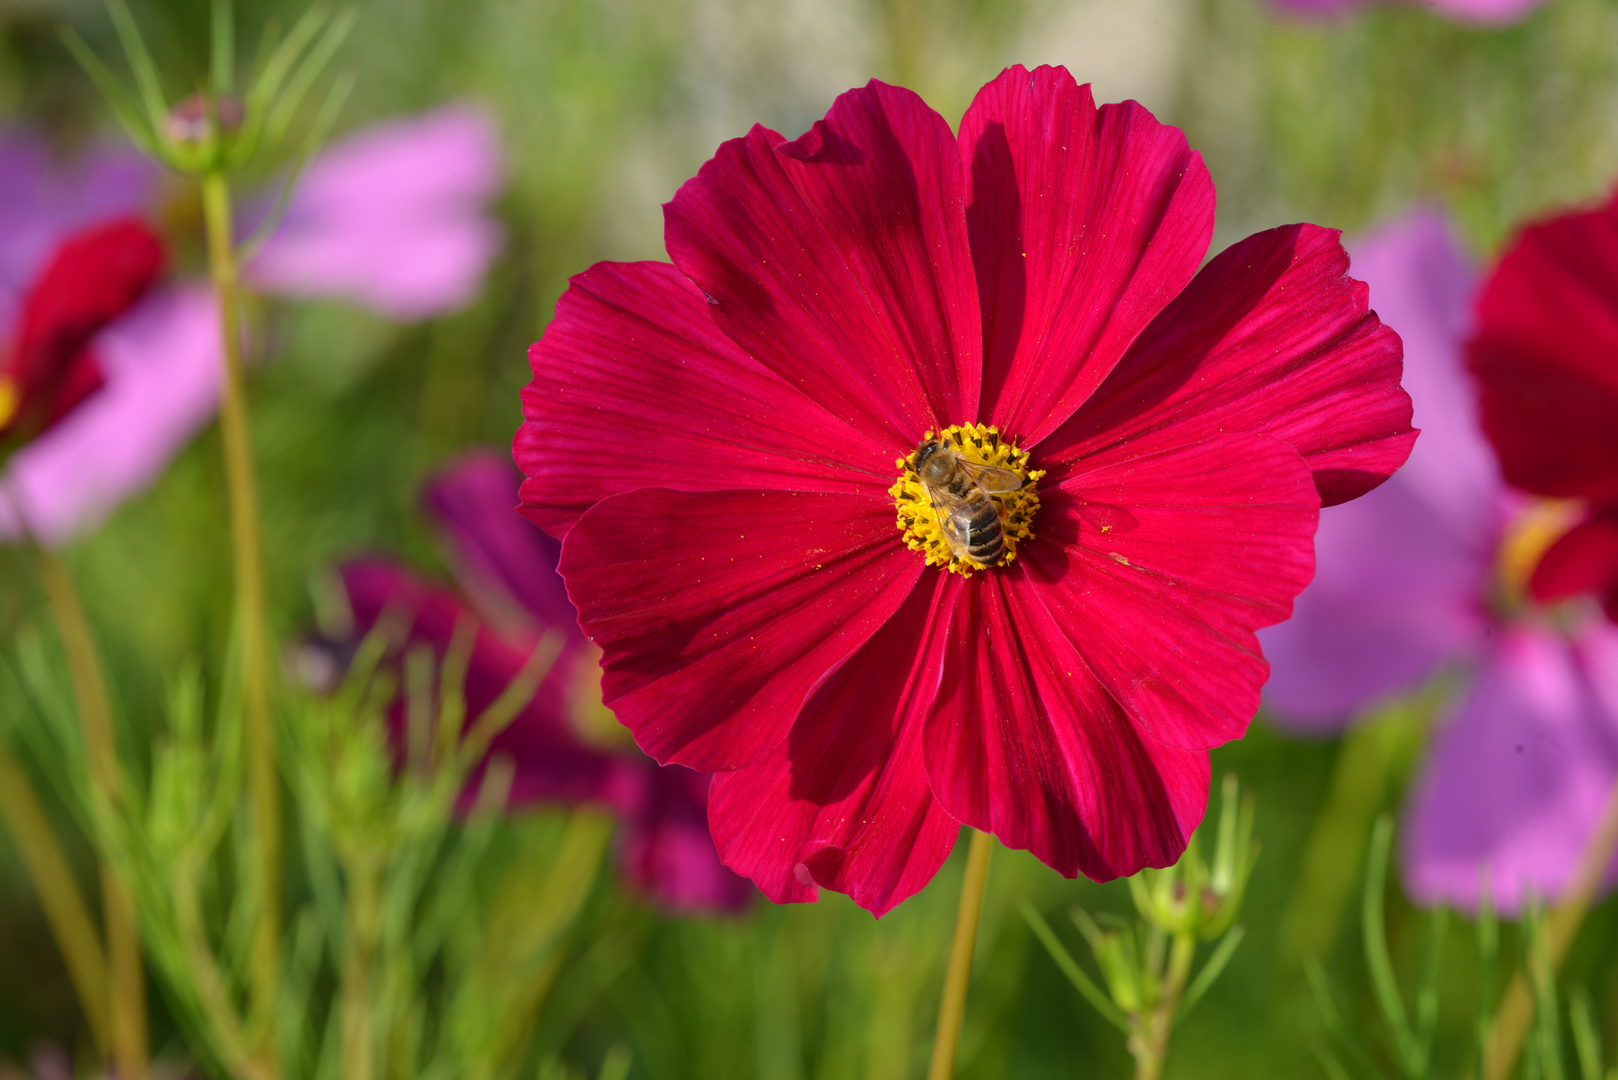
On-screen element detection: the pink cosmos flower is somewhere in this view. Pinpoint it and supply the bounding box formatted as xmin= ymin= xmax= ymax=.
xmin=1268 ymin=0 xmax=1543 ymax=25
xmin=334 ymin=450 xmax=751 ymax=914
xmin=1258 ymin=209 xmax=1618 ymax=912
xmin=515 ymin=66 xmax=1415 ymax=915
xmin=0 ymin=105 xmax=503 ymax=544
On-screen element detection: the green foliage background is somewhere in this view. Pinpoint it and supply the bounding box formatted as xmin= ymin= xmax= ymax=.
xmin=3 ymin=0 xmax=1618 ymax=1076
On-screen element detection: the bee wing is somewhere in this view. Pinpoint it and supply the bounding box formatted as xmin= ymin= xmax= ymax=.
xmin=939 ymin=505 xmax=976 ymax=562
xmin=955 ymin=458 xmax=1024 ymax=494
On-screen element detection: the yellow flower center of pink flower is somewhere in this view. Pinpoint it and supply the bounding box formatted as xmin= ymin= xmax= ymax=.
xmin=0 ymin=377 xmax=18 ymax=432
xmin=889 ymin=422 xmax=1044 ymax=577
xmin=1495 ymin=497 xmax=1582 ymax=603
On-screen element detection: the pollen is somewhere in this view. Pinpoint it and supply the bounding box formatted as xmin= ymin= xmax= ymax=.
xmin=888 ymin=422 xmax=1045 ymax=577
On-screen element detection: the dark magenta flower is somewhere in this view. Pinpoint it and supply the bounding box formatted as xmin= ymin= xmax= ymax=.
xmin=516 ymin=66 xmax=1414 ymax=915
xmin=1469 ymin=186 xmax=1618 ymax=623
xmin=338 ymin=451 xmax=751 ymax=914
xmin=1259 ymin=210 xmax=1618 ymax=912
xmin=0 ymin=217 xmax=165 ymax=452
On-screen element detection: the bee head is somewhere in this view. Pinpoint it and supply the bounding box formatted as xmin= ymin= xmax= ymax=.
xmin=915 ymin=438 xmax=950 ymax=484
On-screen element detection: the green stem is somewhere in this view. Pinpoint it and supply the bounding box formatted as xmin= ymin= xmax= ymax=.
xmin=341 ymin=855 xmax=380 ymax=1080
xmin=926 ymin=829 xmax=994 ymax=1080
xmin=200 ymin=170 xmax=280 ymax=1050
xmin=1480 ymin=777 xmax=1618 ymax=1080
xmin=0 ymin=746 xmax=112 ymax=1052
xmin=33 ymin=547 xmax=148 ymax=1080
xmin=1133 ymin=932 xmax=1196 ymax=1080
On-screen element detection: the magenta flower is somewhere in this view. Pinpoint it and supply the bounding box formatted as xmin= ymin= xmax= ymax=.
xmin=338 ymin=450 xmax=751 ymax=914
xmin=0 ymin=106 xmax=503 ymax=544
xmin=516 ymin=67 xmax=1414 ymax=915
xmin=1257 ymin=209 xmax=1618 ymax=912
xmin=1268 ymin=0 xmax=1543 ymax=25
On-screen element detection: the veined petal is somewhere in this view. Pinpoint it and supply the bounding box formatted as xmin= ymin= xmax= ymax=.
xmin=1029 ymin=433 xmax=1319 ymax=750
xmin=1403 ymin=627 xmax=1618 ymax=913
xmin=1468 ymin=189 xmax=1618 ymax=502
xmin=922 ymin=572 xmax=1210 ymax=881
xmin=1039 ymin=224 xmax=1415 ymax=507
xmin=959 ymin=65 xmax=1214 ymax=444
xmin=517 ymin=260 xmax=890 ymax=538
xmin=708 ymin=574 xmax=962 ymax=916
xmin=559 ymin=488 xmax=921 ymax=772
xmin=664 ymin=81 xmax=981 ymax=445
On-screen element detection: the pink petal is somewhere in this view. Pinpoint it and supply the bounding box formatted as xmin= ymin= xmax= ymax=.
xmin=1403 ymin=626 xmax=1618 ymax=914
xmin=1028 ymin=432 xmax=1320 ymax=751
xmin=247 ymin=105 xmax=504 ymax=318
xmin=1037 ymin=224 xmax=1415 ymax=508
xmin=922 ymin=572 xmax=1211 ymax=881
xmin=516 ymin=260 xmax=891 ymax=538
xmin=959 ymin=65 xmax=1214 ymax=444
xmin=0 ymin=287 xmax=221 ymax=544
xmin=708 ymin=574 xmax=963 ymax=915
xmin=619 ymin=762 xmax=754 ymax=913
xmin=663 ymin=81 xmax=981 ymax=448
xmin=1270 ymin=0 xmax=1543 ymax=20
xmin=558 ymin=488 xmax=921 ymax=772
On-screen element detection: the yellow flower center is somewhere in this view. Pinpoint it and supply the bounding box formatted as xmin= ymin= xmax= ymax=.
xmin=0 ymin=376 xmax=18 ymax=432
xmin=888 ymin=423 xmax=1044 ymax=577
xmin=1495 ymin=497 xmax=1582 ymax=604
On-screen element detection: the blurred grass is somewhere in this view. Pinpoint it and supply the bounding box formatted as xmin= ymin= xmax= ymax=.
xmin=2 ymin=0 xmax=1618 ymax=1076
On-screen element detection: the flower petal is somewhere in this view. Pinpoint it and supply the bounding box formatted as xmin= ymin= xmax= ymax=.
xmin=248 ymin=105 xmax=504 ymax=318
xmin=559 ymin=488 xmax=921 ymax=771
xmin=1028 ymin=432 xmax=1320 ymax=750
xmin=618 ymin=761 xmax=755 ymax=914
xmin=1468 ymin=189 xmax=1618 ymax=502
xmin=922 ymin=572 xmax=1210 ymax=881
xmin=663 ymin=80 xmax=981 ymax=446
xmin=423 ymin=449 xmax=581 ymax=640
xmin=1531 ymin=510 xmax=1618 ymax=609
xmin=1259 ymin=474 xmax=1492 ymax=729
xmin=1403 ymin=626 xmax=1618 ymax=914
xmin=0 ymin=287 xmax=221 ymax=545
xmin=516 ymin=260 xmax=890 ymax=537
xmin=708 ymin=574 xmax=962 ymax=915
xmin=1038 ymin=223 xmax=1415 ymax=507
xmin=958 ymin=65 xmax=1214 ymax=444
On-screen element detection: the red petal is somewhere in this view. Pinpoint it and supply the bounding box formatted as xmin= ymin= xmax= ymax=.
xmin=921 ymin=571 xmax=1210 ymax=880
xmin=516 ymin=260 xmax=891 ymax=538
xmin=1038 ymin=224 xmax=1415 ymax=507
xmin=4 ymin=218 xmax=164 ymax=437
xmin=1530 ymin=510 xmax=1618 ymax=606
xmin=708 ymin=574 xmax=962 ymax=916
xmin=559 ymin=488 xmax=921 ymax=772
xmin=1468 ymin=192 xmax=1618 ymax=501
xmin=663 ymin=81 xmax=981 ymax=446
xmin=1031 ymin=433 xmax=1320 ymax=750
xmin=959 ymin=65 xmax=1214 ymax=444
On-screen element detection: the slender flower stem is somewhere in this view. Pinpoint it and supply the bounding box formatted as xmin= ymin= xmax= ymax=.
xmin=200 ymin=169 xmax=281 ymax=1046
xmin=340 ymin=855 xmax=380 ymax=1080
xmin=0 ymin=746 xmax=112 ymax=1051
xmin=927 ymin=828 xmax=994 ymax=1080
xmin=1481 ymin=776 xmax=1618 ymax=1080
xmin=33 ymin=547 xmax=148 ymax=1080
xmin=1132 ymin=932 xmax=1197 ymax=1080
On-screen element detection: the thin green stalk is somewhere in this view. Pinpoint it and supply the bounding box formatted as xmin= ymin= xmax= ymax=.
xmin=1481 ymin=778 xmax=1618 ymax=1080
xmin=200 ymin=169 xmax=281 ymax=1050
xmin=33 ymin=547 xmax=148 ymax=1080
xmin=341 ymin=855 xmax=381 ymax=1080
xmin=1132 ymin=932 xmax=1196 ymax=1080
xmin=0 ymin=746 xmax=112 ymax=1051
xmin=926 ymin=829 xmax=994 ymax=1080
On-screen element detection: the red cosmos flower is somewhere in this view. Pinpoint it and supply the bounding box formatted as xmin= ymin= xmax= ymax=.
xmin=0 ymin=218 xmax=164 ymax=451
xmin=515 ymin=66 xmax=1415 ymax=915
xmin=1468 ymin=185 xmax=1618 ymax=621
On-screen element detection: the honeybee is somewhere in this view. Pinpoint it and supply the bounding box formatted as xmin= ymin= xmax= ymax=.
xmin=914 ymin=438 xmax=1025 ymax=567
